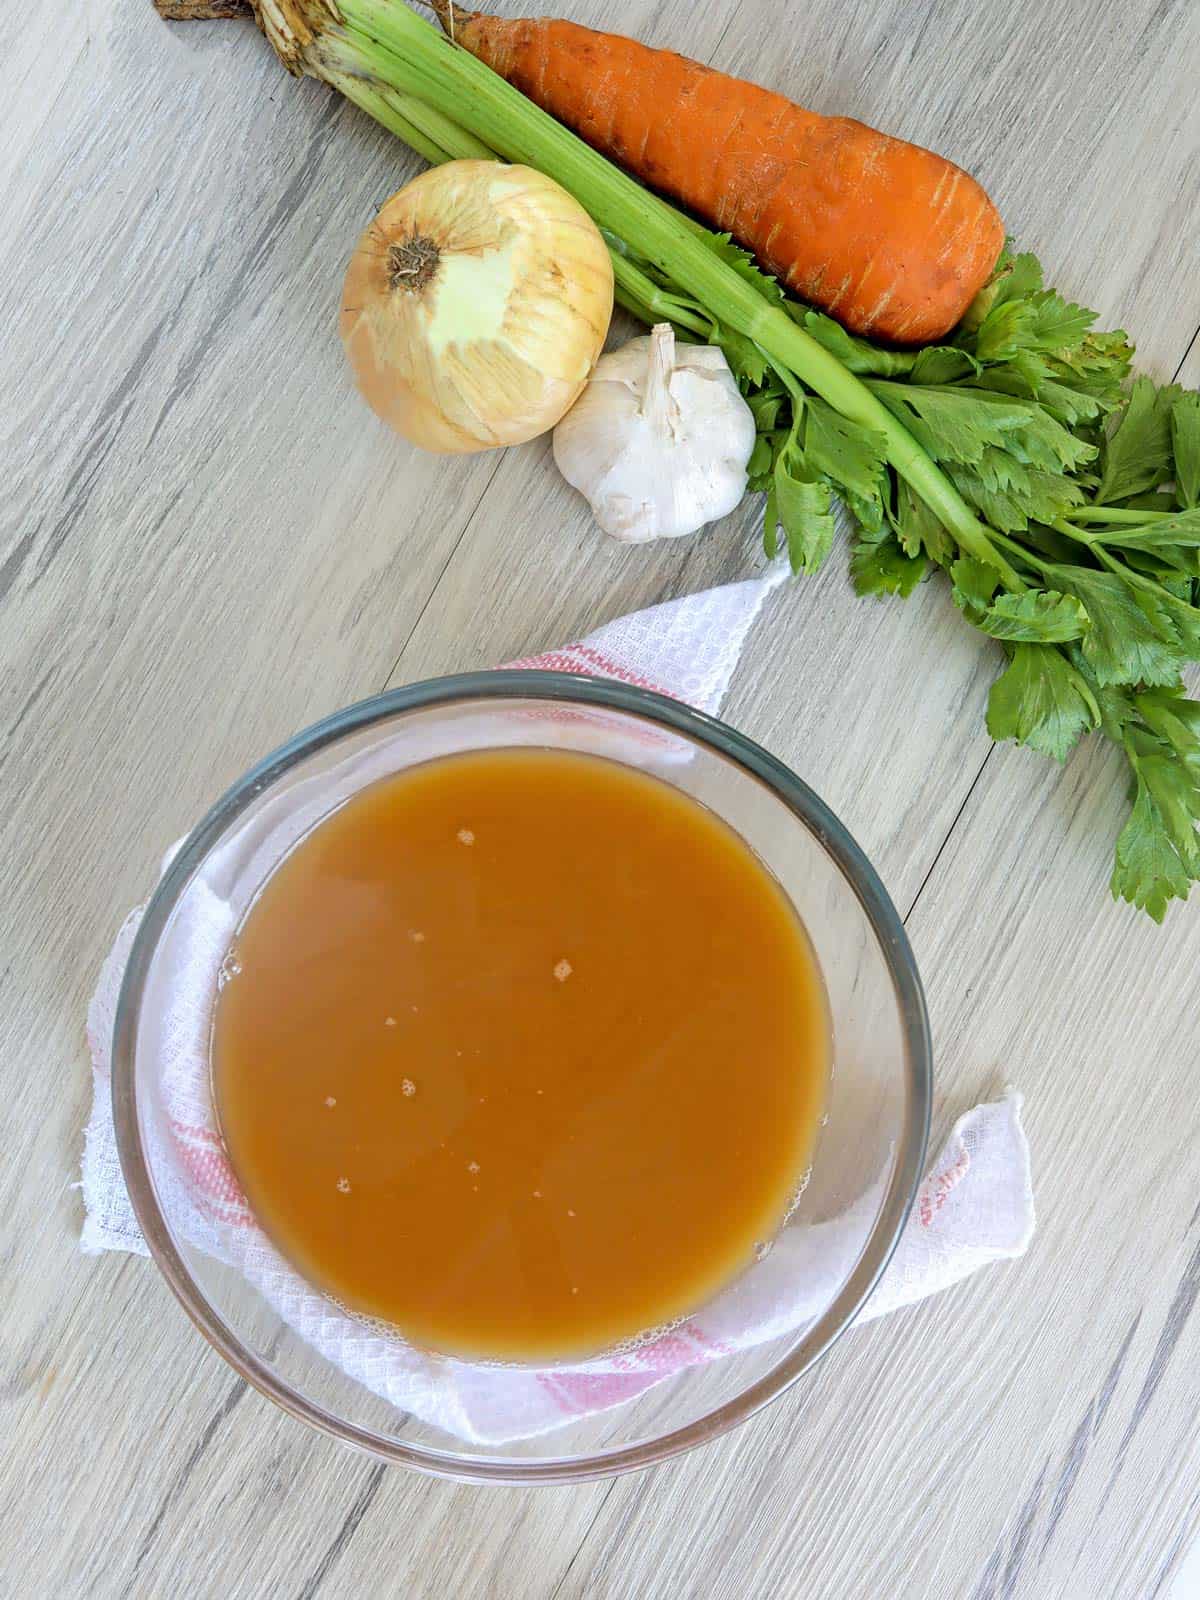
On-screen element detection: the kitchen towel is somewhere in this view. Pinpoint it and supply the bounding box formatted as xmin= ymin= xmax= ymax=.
xmin=81 ymin=569 xmax=1035 ymax=1443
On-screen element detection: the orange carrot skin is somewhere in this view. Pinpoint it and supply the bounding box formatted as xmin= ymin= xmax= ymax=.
xmin=450 ymin=12 xmax=1004 ymax=344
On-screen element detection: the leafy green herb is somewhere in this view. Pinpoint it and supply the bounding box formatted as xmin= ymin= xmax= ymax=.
xmin=561 ymin=223 xmax=1200 ymax=916
xmin=803 ymin=397 xmax=888 ymax=509
xmin=895 ymin=481 xmax=955 ymax=565
xmin=792 ymin=308 xmax=917 ymax=377
xmin=1096 ymin=376 xmax=1183 ymax=503
xmin=1043 ymin=565 xmax=1184 ymax=686
xmin=1111 ymin=771 xmax=1194 ymax=921
xmin=968 ymin=589 xmax=1090 ymax=643
xmin=950 ymin=556 xmax=1001 ymax=610
xmin=1171 ymin=393 xmax=1200 ymax=509
xmin=666 ymin=238 xmax=1199 ymax=915
xmin=986 ymin=644 xmax=1100 ymax=762
xmin=1110 ymin=716 xmax=1200 ymax=921
xmin=850 ymin=529 xmax=927 ymax=598
xmin=772 ymin=440 xmax=836 ymax=574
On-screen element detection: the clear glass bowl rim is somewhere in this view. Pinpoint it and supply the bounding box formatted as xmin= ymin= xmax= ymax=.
xmin=112 ymin=670 xmax=932 ymax=1485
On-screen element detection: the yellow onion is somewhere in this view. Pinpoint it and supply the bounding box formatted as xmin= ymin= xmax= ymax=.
xmin=339 ymin=160 xmax=614 ymax=453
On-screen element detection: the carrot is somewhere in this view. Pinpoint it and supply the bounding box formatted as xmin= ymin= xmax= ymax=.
xmin=430 ymin=2 xmax=1003 ymax=344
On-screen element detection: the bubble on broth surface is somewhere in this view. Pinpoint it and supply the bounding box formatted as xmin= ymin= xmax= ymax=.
xmin=782 ymin=1167 xmax=812 ymax=1223
xmin=611 ymin=1315 xmax=687 ymax=1357
xmin=217 ymin=948 xmax=243 ymax=990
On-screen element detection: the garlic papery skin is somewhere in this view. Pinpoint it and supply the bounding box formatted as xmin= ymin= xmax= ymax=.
xmin=340 ymin=160 xmax=613 ymax=454
xmin=552 ymin=323 xmax=756 ymax=542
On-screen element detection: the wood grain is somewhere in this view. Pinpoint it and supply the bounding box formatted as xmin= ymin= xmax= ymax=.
xmin=1 ymin=0 xmax=1198 ymax=1594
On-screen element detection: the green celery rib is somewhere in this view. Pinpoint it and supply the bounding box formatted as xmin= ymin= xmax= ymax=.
xmin=326 ymin=75 xmax=455 ymax=165
xmin=1061 ymin=506 xmax=1175 ymax=525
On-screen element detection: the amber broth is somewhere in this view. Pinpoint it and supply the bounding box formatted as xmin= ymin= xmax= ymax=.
xmin=212 ymin=748 xmax=828 ymax=1362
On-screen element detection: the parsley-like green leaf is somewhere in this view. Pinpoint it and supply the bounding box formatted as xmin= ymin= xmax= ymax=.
xmin=791 ymin=308 xmax=916 ymax=377
xmin=868 ymin=383 xmax=1030 ymax=466
xmin=772 ymin=443 xmax=836 ymax=573
xmin=1044 ymin=564 xmax=1184 ymax=685
xmin=973 ymin=299 xmax=1034 ymax=363
xmin=895 ymin=482 xmax=956 ymax=565
xmin=950 ymin=556 xmax=1001 ymax=611
xmin=1132 ymin=732 xmax=1200 ymax=870
xmin=1097 ymin=376 xmax=1184 ymax=503
xmin=961 ymin=391 xmax=1095 ymax=475
xmin=1119 ymin=546 xmax=1200 ymax=589
xmin=716 ymin=326 xmax=774 ymax=388
xmin=746 ymin=432 xmax=774 ymax=484
xmin=1071 ymin=654 xmax=1136 ymax=744
xmin=803 ymin=396 xmax=888 ymax=507
xmin=959 ymin=248 xmax=1043 ymax=334
xmin=700 ymin=233 xmax=786 ymax=306
xmin=1171 ymin=392 xmax=1200 ymax=509
xmin=1024 ymin=290 xmax=1098 ymax=352
xmin=850 ymin=531 xmax=926 ymax=597
xmin=909 ymin=347 xmax=979 ymax=385
xmin=986 ymin=644 xmax=1099 ymax=760
xmin=972 ymin=589 xmax=1090 ymax=643
xmin=972 ymin=283 xmax=1095 ymax=364
xmin=998 ymin=252 xmax=1047 ymax=302
xmin=1150 ymin=582 xmax=1200 ymax=658
xmin=1110 ymin=747 xmax=1198 ymax=921
xmin=975 ymin=354 xmax=1107 ymax=427
xmin=1045 ymin=331 xmax=1133 ymax=408
xmin=948 ymin=453 xmax=1086 ymax=532
xmin=1136 ymin=686 xmax=1200 ymax=774
xmin=746 ymin=386 xmax=787 ymax=435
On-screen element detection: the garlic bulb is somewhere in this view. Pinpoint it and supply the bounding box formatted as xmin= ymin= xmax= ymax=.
xmin=340 ymin=161 xmax=613 ymax=454
xmin=552 ymin=324 xmax=756 ymax=542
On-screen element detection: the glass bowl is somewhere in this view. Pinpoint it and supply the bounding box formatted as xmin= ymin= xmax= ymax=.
xmin=112 ymin=672 xmax=930 ymax=1484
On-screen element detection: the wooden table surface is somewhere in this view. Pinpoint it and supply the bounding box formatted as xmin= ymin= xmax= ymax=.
xmin=3 ymin=0 xmax=1199 ymax=1595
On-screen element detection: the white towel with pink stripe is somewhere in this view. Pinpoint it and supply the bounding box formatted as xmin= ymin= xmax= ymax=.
xmin=80 ymin=572 xmax=1035 ymax=1444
